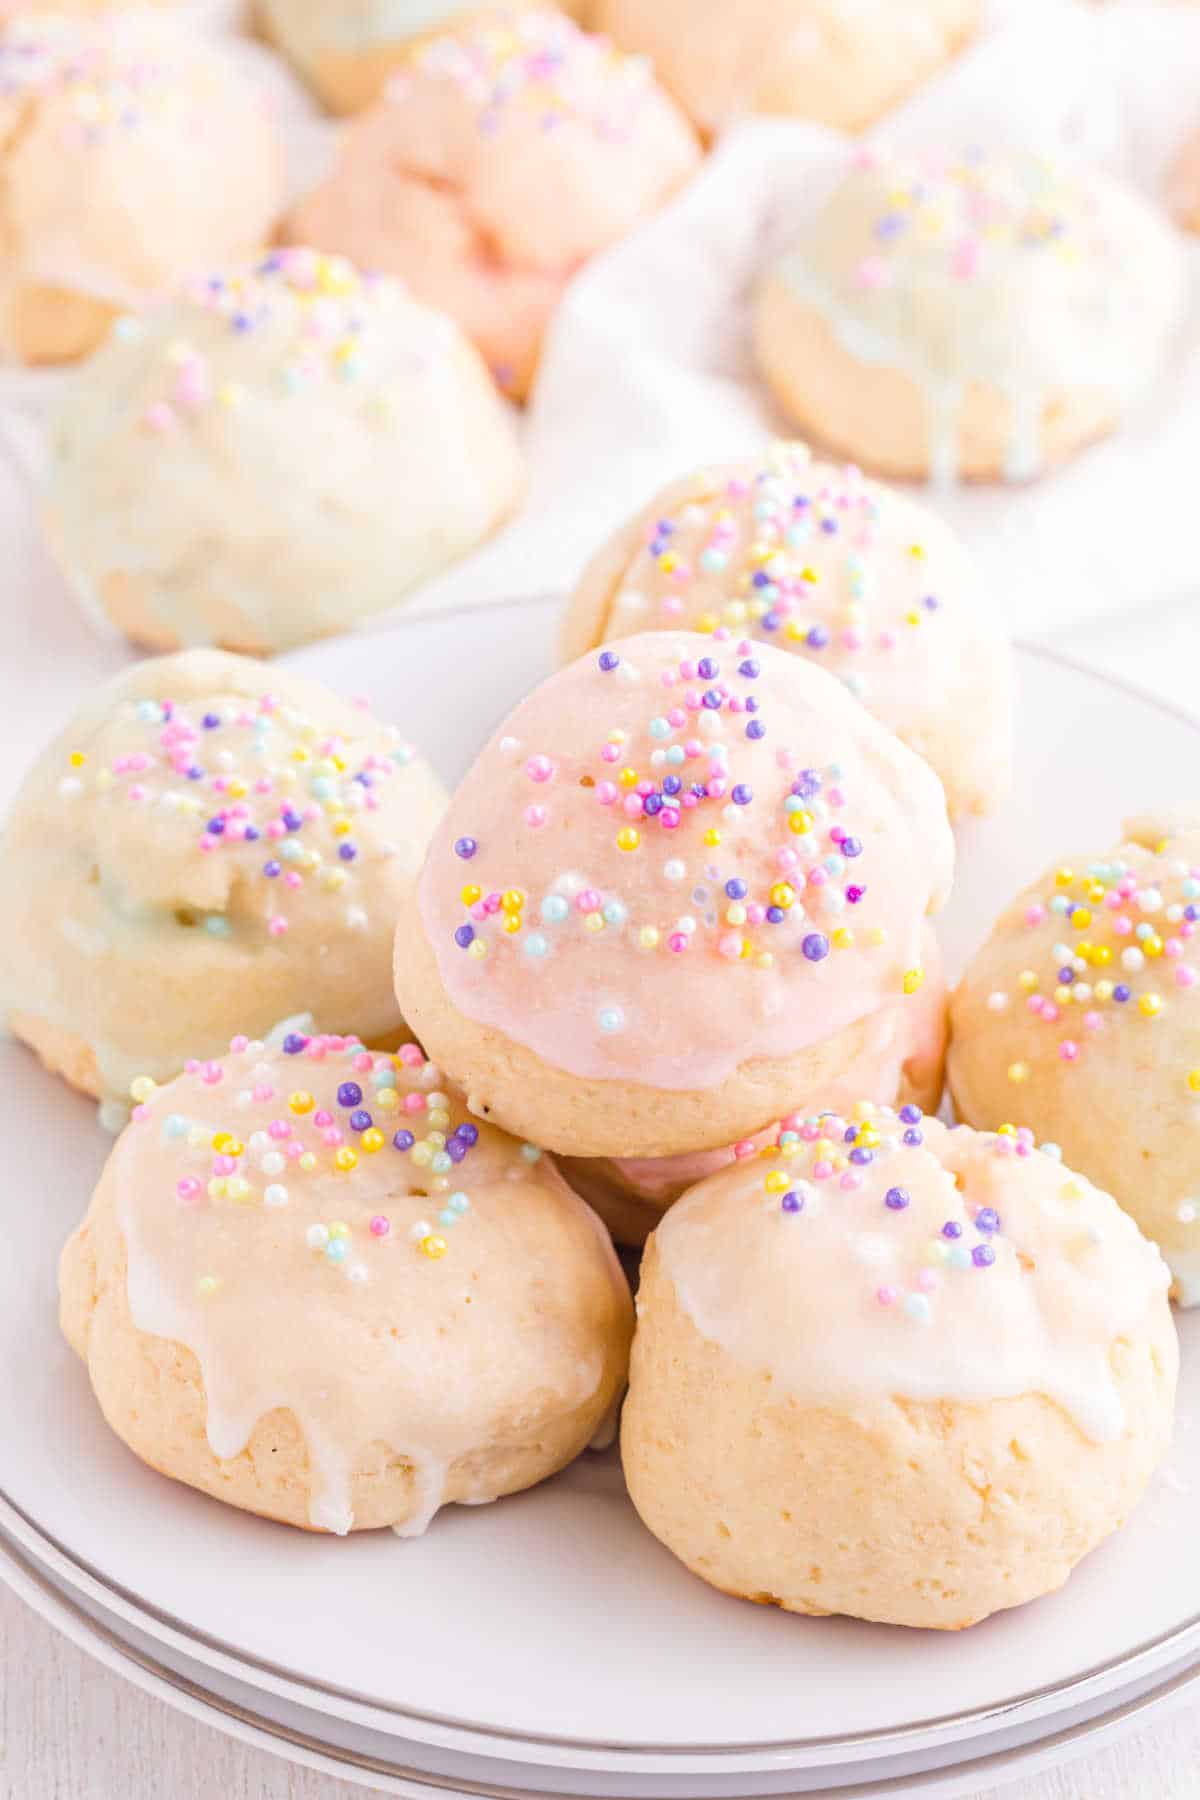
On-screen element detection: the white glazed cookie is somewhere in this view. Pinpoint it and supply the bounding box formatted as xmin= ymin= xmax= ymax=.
xmin=562 ymin=444 xmax=1012 ymax=820
xmin=256 ymin=0 xmax=583 ymax=116
xmin=0 ymin=10 xmax=281 ymax=364
xmin=754 ymin=147 xmax=1186 ymax=484
xmin=949 ymin=817 xmax=1200 ymax=1305
xmin=589 ymin=0 xmax=976 ymax=137
xmin=284 ymin=8 xmax=700 ymax=399
xmin=622 ymin=1108 xmax=1176 ymax=1629
xmin=61 ymin=1033 xmax=633 ymax=1534
xmin=0 ymin=651 xmax=446 ymax=1121
xmin=44 ymin=249 xmax=525 ymax=655
xmin=394 ymin=631 xmax=954 ymax=1158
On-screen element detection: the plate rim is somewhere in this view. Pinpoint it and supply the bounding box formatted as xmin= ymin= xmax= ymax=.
xmin=7 ymin=614 xmax=1200 ymax=1773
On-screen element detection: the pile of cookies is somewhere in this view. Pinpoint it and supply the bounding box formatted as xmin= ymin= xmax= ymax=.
xmin=2 ymin=0 xmax=1198 ymax=1640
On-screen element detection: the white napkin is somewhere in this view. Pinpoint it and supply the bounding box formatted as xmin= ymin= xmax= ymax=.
xmin=407 ymin=0 xmax=1200 ymax=644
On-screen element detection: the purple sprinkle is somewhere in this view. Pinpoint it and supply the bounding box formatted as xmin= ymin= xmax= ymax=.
xmin=337 ymin=1082 xmax=362 ymax=1108
xmin=849 ymin=1146 xmax=873 ymax=1165
xmin=781 ymin=1191 xmax=804 ymax=1214
xmin=806 ymin=625 xmax=830 ymax=650
xmin=1057 ymin=965 xmax=1075 ymax=985
xmin=766 ymin=905 xmax=785 ymax=924
xmin=802 ymin=933 xmax=830 ymax=962
xmin=731 ymin=784 xmax=752 ymax=806
xmin=282 ymin=810 xmax=303 ymax=832
xmin=455 ymin=1122 xmax=479 ymax=1145
xmin=941 ymin=1220 xmax=962 ymax=1239
xmin=338 ymin=843 xmax=357 ymax=862
xmin=820 ymin=518 xmax=838 ymax=535
xmin=697 ymin=657 xmax=719 ymax=679
xmin=841 ymin=836 xmax=862 ymax=858
xmin=663 ymin=775 xmax=682 ymax=796
xmin=393 ymin=1130 xmax=415 ymax=1151
xmin=746 ymin=719 xmax=766 ymax=740
xmin=885 ymin=1187 xmax=910 ymax=1211
xmin=643 ymin=794 xmax=663 ymax=816
xmin=598 ymin=651 xmax=620 ymax=672
xmin=454 ymin=837 xmax=478 ymax=860
xmin=206 ymin=818 xmax=225 ymax=836
xmin=738 ymin=658 xmax=760 ymax=678
xmin=975 ymin=1207 xmax=1001 ymax=1234
xmin=202 ymin=713 xmax=221 ymax=730
xmin=725 ymin=878 xmax=747 ymax=899
xmin=454 ymin=924 xmax=475 ymax=949
xmin=702 ymin=689 xmax=722 ymax=710
xmin=349 ymin=1109 xmax=372 ymax=1132
xmin=1114 ymin=984 xmax=1131 ymax=1003
xmin=282 ymin=1033 xmax=307 ymax=1055
xmin=263 ymin=859 xmax=281 ymax=878
xmin=903 ymin=1128 xmax=924 ymax=1147
xmin=972 ymin=1244 xmax=996 ymax=1268
xmin=447 ymin=1138 xmax=467 ymax=1163
xmin=898 ymin=1104 xmax=922 ymax=1124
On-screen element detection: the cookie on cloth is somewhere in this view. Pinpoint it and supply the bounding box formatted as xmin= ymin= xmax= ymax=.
xmin=0 ymin=9 xmax=281 ymax=363
xmin=284 ymin=7 xmax=700 ymax=398
xmin=256 ymin=0 xmax=584 ymax=116
xmin=562 ymin=923 xmax=948 ymax=1245
xmin=0 ymin=651 xmax=446 ymax=1121
xmin=44 ymin=248 xmax=524 ymax=655
xmin=622 ymin=1108 xmax=1176 ymax=1629
xmin=61 ymin=1033 xmax=632 ymax=1534
xmin=588 ymin=0 xmax=977 ymax=137
xmin=754 ymin=147 xmax=1186 ymax=483
xmin=949 ymin=816 xmax=1200 ymax=1305
xmin=393 ymin=631 xmax=953 ymax=1157
xmin=562 ymin=443 xmax=1012 ymax=821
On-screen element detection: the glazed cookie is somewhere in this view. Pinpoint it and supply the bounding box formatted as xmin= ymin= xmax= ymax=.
xmin=44 ymin=249 xmax=524 ymax=655
xmin=563 ymin=444 xmax=1012 ymax=820
xmin=623 ymin=1108 xmax=1176 ymax=1630
xmin=562 ymin=924 xmax=947 ymax=1244
xmin=1166 ymin=127 xmax=1200 ymax=233
xmin=0 ymin=10 xmax=281 ymax=364
xmin=948 ymin=818 xmax=1200 ymax=1305
xmin=0 ymin=651 xmax=446 ymax=1120
xmin=257 ymin=0 xmax=582 ymax=116
xmin=754 ymin=147 xmax=1186 ymax=484
xmin=284 ymin=8 xmax=700 ymax=398
xmin=589 ymin=0 xmax=977 ymax=137
xmin=394 ymin=632 xmax=954 ymax=1157
xmin=61 ymin=1033 xmax=633 ymax=1534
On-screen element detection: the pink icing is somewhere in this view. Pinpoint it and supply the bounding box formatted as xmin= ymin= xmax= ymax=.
xmin=418 ymin=632 xmax=953 ymax=1090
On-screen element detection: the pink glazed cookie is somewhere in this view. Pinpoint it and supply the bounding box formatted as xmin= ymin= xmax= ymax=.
xmin=563 ymin=443 xmax=1012 ymax=821
xmin=284 ymin=7 xmax=701 ymax=398
xmin=393 ymin=631 xmax=954 ymax=1158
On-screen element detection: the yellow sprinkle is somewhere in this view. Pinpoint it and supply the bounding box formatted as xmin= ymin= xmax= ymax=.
xmin=1073 ymin=908 xmax=1092 ymax=929
xmin=997 ymin=1123 xmax=1016 ymax=1137
xmin=867 ymin=926 xmax=887 ymax=947
xmin=502 ymin=915 xmax=521 ymax=934
xmin=638 ymin=926 xmax=659 ymax=950
xmin=335 ymin=1148 xmax=359 ymax=1172
xmin=607 ymin=729 xmax=626 ymax=746
xmin=1094 ymin=980 xmax=1114 ymax=1001
xmin=1018 ymin=970 xmax=1038 ymax=992
xmin=289 ymin=1091 xmax=315 ymax=1114
xmin=226 ymin=1178 xmax=251 ymax=1203
xmin=333 ymin=818 xmax=352 ymax=837
xmin=832 ymin=928 xmax=853 ymax=950
xmin=1092 ymin=946 xmax=1112 ymax=967
xmin=770 ymin=882 xmax=795 ymax=909
xmin=196 ymin=1276 xmax=220 ymax=1298
xmin=696 ymin=612 xmax=718 ymax=634
xmin=903 ymin=967 xmax=924 ymax=996
xmin=617 ymin=827 xmax=641 ymax=852
xmin=903 ymin=609 xmax=921 ymax=627
xmin=129 ymin=1075 xmax=157 ymax=1104
xmin=1054 ymin=985 xmax=1072 ymax=1006
xmin=787 ymin=812 xmax=813 ymax=836
xmin=801 ymin=566 xmax=818 ymax=584
xmin=461 ymin=884 xmax=481 ymax=906
xmin=298 ymin=1152 xmax=318 ymax=1172
xmin=909 ymin=544 xmax=925 ymax=559
xmin=68 ymin=750 xmax=86 ymax=768
xmin=467 ymin=939 xmax=488 ymax=960
xmin=362 ymin=1128 xmax=384 ymax=1153
xmin=1144 ymin=935 xmax=1164 ymax=959
xmin=725 ymin=903 xmax=747 ymax=927
xmin=584 ymin=912 xmax=604 ymax=933
xmin=619 ymin=768 xmax=639 ymax=788
xmin=1139 ymin=994 xmax=1163 ymax=1018
xmin=502 ymin=889 xmax=523 ymax=911
xmin=1188 ymin=1070 xmax=1200 ymax=1093
xmin=421 ymin=1234 xmax=448 ymax=1260
xmin=1008 ymin=1061 xmax=1030 ymax=1084
xmin=765 ymin=1171 xmax=790 ymax=1193
xmin=703 ymin=828 xmax=721 ymax=847
xmin=328 ymin=1220 xmax=350 ymax=1239
xmin=1055 ymin=867 xmax=1074 ymax=888
xmin=756 ymin=951 xmax=774 ymax=969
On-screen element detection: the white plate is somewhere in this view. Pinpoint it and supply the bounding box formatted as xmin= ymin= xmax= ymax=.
xmin=4 ymin=599 xmax=1200 ymax=1791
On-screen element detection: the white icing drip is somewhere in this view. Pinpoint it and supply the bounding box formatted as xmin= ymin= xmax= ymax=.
xmin=655 ymin=1112 xmax=1171 ymax=1444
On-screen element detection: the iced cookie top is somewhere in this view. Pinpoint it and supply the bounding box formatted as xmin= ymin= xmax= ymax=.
xmin=418 ymin=631 xmax=953 ymax=1089
xmin=0 ymin=10 xmax=209 ymax=136
xmin=109 ymin=1032 xmax=629 ymax=1533
xmin=1 ymin=649 xmax=444 ymax=943
xmin=773 ymin=146 xmax=1184 ymax=480
xmin=655 ymin=1106 xmax=1172 ymax=1441
xmin=576 ymin=443 xmax=1007 ymax=757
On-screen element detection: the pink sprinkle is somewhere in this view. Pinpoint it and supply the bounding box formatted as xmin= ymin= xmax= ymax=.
xmin=812 ymin=1160 xmax=833 ymax=1180
xmin=733 ymin=1140 xmax=756 ymax=1159
xmin=854 ymin=256 xmax=891 ymax=290
xmin=1166 ymin=938 xmax=1184 ymax=959
xmin=313 ymin=1109 xmax=333 ymax=1128
xmin=202 ymin=1063 xmax=223 ymax=1085
xmin=212 ymin=1155 xmax=236 ymax=1177
xmin=799 ymin=1122 xmax=820 ymax=1141
xmin=876 ymin=1285 xmax=898 ymax=1307
xmin=353 ymin=1051 xmax=372 ymax=1071
xmin=321 ymin=1128 xmax=342 ymax=1148
xmin=746 ymin=903 xmax=766 ymax=925
xmin=177 ymin=1177 xmax=202 ymax=1202
xmin=269 ymin=916 xmax=289 ymax=936
xmin=621 ymin=794 xmax=643 ymax=819
xmin=1083 ymin=1011 xmax=1103 ymax=1032
xmin=718 ymin=931 xmax=742 ymax=960
xmin=1025 ymin=904 xmax=1046 ymax=928
xmin=526 ymin=804 xmax=547 ymax=828
xmin=403 ymin=1092 xmax=426 ymax=1114
xmin=839 ymin=1172 xmax=862 ymax=1192
xmin=1114 ymin=916 xmax=1133 ymax=936
xmin=596 ymin=782 xmax=618 ymax=805
xmin=576 ymin=889 xmax=602 ymax=914
xmin=130 ymin=1104 xmax=151 ymax=1124
xmin=667 ymin=708 xmax=686 ymax=728
xmin=398 ymin=1044 xmax=424 ymax=1067
xmin=252 ymin=1084 xmax=274 ymax=1102
xmin=600 ymin=743 xmax=620 ymax=763
xmin=667 ymin=931 xmax=689 ymax=953
xmin=1059 ymin=1041 xmax=1080 ymax=1062
xmin=284 ymin=871 xmax=302 ymax=890
xmin=370 ymin=1215 xmax=390 ymax=1237
xmin=141 ymin=401 xmax=175 ymax=435
xmin=526 ymin=755 xmax=555 ymax=783
xmin=1177 ymin=966 xmax=1197 ymax=988
xmin=917 ymin=1268 xmax=938 ymax=1292
xmin=230 ymin=1035 xmax=249 ymax=1053
xmin=268 ymin=1119 xmax=291 ymax=1140
xmin=808 ymin=867 xmax=828 ymax=888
